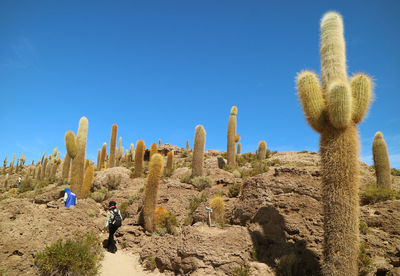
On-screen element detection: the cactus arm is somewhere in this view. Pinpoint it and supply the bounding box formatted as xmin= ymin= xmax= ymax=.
xmin=350 ymin=73 xmax=373 ymax=123
xmin=326 ymin=82 xmax=352 ymax=129
xmin=297 ymin=71 xmax=326 ymax=133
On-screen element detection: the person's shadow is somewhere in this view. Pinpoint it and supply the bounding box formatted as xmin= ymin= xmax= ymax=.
xmin=102 ymin=239 xmax=117 ymax=253
xmin=249 ymin=206 xmax=321 ymax=276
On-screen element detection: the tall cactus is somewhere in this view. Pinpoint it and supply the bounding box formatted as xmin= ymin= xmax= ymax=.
xmin=100 ymin=143 xmax=107 ymax=170
xmin=165 ymin=151 xmax=174 ymax=175
xmin=133 ymin=140 xmax=145 ymax=178
xmin=3 ymin=157 xmax=6 ymax=174
xmin=9 ymin=154 xmax=15 ymax=174
xmin=66 ymin=117 xmax=89 ymax=197
xmin=192 ymin=125 xmax=206 ymax=177
xmin=109 ymin=124 xmax=118 ymax=168
xmin=96 ymin=149 xmax=101 ymax=170
xmin=143 ymin=153 xmax=164 ymax=232
xmin=296 ymin=12 xmax=372 ymax=275
xmin=116 ymin=137 xmax=122 ymax=166
xmin=227 ymin=106 xmax=237 ymax=168
xmin=186 ymin=140 xmax=189 ymax=151
xmin=257 ymin=141 xmax=267 ymax=160
xmin=372 ymin=132 xmax=391 ymax=189
xmin=80 ymin=166 xmax=94 ymax=199
xmin=41 ymin=158 xmax=48 ymax=180
xmin=237 ymin=143 xmax=241 ymax=155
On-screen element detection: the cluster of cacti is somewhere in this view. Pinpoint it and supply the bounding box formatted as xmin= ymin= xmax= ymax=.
xmin=192 ymin=125 xmax=206 ymax=177
xmin=109 ymin=124 xmax=118 ymax=168
xmin=133 ymin=140 xmax=145 ymax=178
xmin=296 ymin=12 xmax=372 ymax=275
xmin=257 ymin=141 xmax=267 ymax=160
xmin=9 ymin=154 xmax=15 ymax=174
xmin=143 ymin=153 xmax=164 ymax=232
xmin=372 ymin=132 xmax=391 ymax=189
xmin=50 ymin=158 xmax=62 ymax=179
xmin=227 ymin=106 xmax=238 ymax=168
xmin=65 ymin=117 xmax=89 ymax=198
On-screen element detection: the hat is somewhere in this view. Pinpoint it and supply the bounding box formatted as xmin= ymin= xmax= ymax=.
xmin=109 ymin=201 xmax=117 ymax=207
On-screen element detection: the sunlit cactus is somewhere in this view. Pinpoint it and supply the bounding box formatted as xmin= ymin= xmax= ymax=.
xmin=133 ymin=140 xmax=145 ymax=178
xmin=186 ymin=140 xmax=189 ymax=151
xmin=192 ymin=125 xmax=206 ymax=177
xmin=257 ymin=141 xmax=267 ymax=160
xmin=143 ymin=153 xmax=164 ymax=232
xmin=237 ymin=143 xmax=241 ymax=155
xmin=9 ymin=154 xmax=15 ymax=174
xmin=41 ymin=158 xmax=48 ymax=180
xmin=62 ymin=153 xmax=71 ymax=183
xmin=372 ymin=131 xmax=391 ymax=189
xmin=165 ymin=151 xmax=174 ymax=176
xmin=80 ymin=166 xmax=94 ymax=199
xmin=150 ymin=143 xmax=158 ymax=159
xmin=296 ymin=11 xmax=373 ymax=275
xmin=100 ymin=143 xmax=107 ymax=170
xmin=109 ymin=124 xmax=118 ymax=168
xmin=227 ymin=106 xmax=238 ymax=168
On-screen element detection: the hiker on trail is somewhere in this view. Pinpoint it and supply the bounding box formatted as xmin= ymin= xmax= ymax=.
xmin=105 ymin=201 xmax=122 ymax=253
xmin=17 ymin=176 xmax=22 ymax=188
xmin=63 ymin=188 xmax=77 ymax=208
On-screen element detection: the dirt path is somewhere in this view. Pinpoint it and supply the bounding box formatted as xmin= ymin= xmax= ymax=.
xmin=100 ymin=250 xmax=163 ymax=276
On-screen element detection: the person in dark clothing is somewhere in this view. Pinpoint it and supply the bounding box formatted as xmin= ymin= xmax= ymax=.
xmin=104 ymin=201 xmax=122 ymax=253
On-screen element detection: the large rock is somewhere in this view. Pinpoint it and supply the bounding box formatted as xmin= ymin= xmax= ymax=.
xmin=92 ymin=167 xmax=131 ymax=191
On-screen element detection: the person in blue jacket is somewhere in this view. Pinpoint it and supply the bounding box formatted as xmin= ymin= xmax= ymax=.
xmin=63 ymin=188 xmax=77 ymax=208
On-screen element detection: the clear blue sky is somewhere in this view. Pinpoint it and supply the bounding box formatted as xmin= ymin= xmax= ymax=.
xmin=1 ymin=0 xmax=399 ymax=168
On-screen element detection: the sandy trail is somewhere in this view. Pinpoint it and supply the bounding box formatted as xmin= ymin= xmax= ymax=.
xmin=100 ymin=250 xmax=163 ymax=276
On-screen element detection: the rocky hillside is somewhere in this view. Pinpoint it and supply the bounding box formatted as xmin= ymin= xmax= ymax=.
xmin=0 ymin=150 xmax=399 ymax=275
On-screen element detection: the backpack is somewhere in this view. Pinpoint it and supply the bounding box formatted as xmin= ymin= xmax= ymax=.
xmin=110 ymin=209 xmax=122 ymax=227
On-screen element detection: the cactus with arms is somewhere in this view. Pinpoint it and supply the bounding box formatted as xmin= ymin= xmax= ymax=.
xmin=296 ymin=12 xmax=372 ymax=275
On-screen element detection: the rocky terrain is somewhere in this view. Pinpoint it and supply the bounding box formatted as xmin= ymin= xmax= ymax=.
xmin=0 ymin=150 xmax=399 ymax=276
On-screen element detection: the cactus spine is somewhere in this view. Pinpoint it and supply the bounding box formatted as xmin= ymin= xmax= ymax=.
xmin=150 ymin=143 xmax=158 ymax=159
xmin=109 ymin=124 xmax=118 ymax=168
xmin=372 ymin=132 xmax=391 ymax=189
xmin=237 ymin=143 xmax=241 ymax=155
xmin=80 ymin=166 xmax=94 ymax=199
xmin=67 ymin=117 xmax=89 ymax=197
xmin=143 ymin=153 xmax=164 ymax=232
xmin=257 ymin=141 xmax=267 ymax=160
xmin=192 ymin=125 xmax=206 ymax=177
xmin=296 ymin=12 xmax=372 ymax=275
xmin=133 ymin=140 xmax=145 ymax=178
xmin=227 ymin=106 xmax=237 ymax=168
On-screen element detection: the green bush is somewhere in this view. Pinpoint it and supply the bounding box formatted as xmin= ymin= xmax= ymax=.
xmin=358 ymin=241 xmax=374 ymax=276
xmin=90 ymin=188 xmax=109 ymax=203
xmin=184 ymin=192 xmax=208 ymax=226
xmin=179 ymin=173 xmax=192 ymax=184
xmin=231 ymin=263 xmax=250 ymax=276
xmin=229 ymin=183 xmax=242 ymax=198
xmin=119 ymin=201 xmax=130 ymax=219
xmin=239 ymin=160 xmax=269 ymax=179
xmin=0 ymin=267 xmax=8 ymax=276
xmin=106 ymin=175 xmax=121 ymax=190
xmin=154 ymin=211 xmax=178 ymax=235
xmin=359 ymin=221 xmax=370 ymax=235
xmin=34 ymin=231 xmax=102 ymax=276
xmin=18 ymin=179 xmax=35 ymax=194
xmin=232 ymin=169 xmax=241 ymax=178
xmin=144 ymin=254 xmax=157 ymax=271
xmin=361 ymin=184 xmax=400 ymax=205
xmin=128 ymin=193 xmax=140 ymax=205
xmin=191 ymin=176 xmax=212 ymax=191
xmin=391 ymin=168 xmax=400 ymax=176
xmin=275 ymin=253 xmax=302 ymax=276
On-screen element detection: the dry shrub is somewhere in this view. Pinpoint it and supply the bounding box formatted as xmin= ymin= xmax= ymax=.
xmin=210 ymin=195 xmax=224 ymax=226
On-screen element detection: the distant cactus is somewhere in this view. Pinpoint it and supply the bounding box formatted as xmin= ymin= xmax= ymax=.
xmin=116 ymin=137 xmax=122 ymax=166
xmin=109 ymin=124 xmax=118 ymax=168
xmin=372 ymin=132 xmax=391 ymax=189
xmin=4 ymin=173 xmax=9 ymax=190
xmin=186 ymin=140 xmax=189 ymax=151
xmin=41 ymin=158 xmax=48 ymax=179
xmin=237 ymin=143 xmax=241 ymax=155
xmin=130 ymin=143 xmax=134 ymax=159
xmin=53 ymin=148 xmax=58 ymax=157
xmin=192 ymin=125 xmax=206 ymax=177
xmin=37 ymin=166 xmax=42 ymax=180
xmin=50 ymin=158 xmax=61 ymax=179
xmin=80 ymin=166 xmax=94 ymax=199
xmin=133 ymin=140 xmax=145 ymax=178
xmin=100 ymin=143 xmax=107 ymax=170
xmin=227 ymin=106 xmax=238 ymax=168
xmin=296 ymin=12 xmax=373 ymax=275
xmin=257 ymin=141 xmax=267 ymax=160
xmin=150 ymin=143 xmax=158 ymax=159
xmin=158 ymin=139 xmax=161 ymax=146
xmin=16 ymin=159 xmax=19 ymax=173
xmin=9 ymin=154 xmax=15 ymax=174
xmin=41 ymin=153 xmax=45 ymax=165
xmin=165 ymin=151 xmax=174 ymax=176
xmin=143 ymin=153 xmax=164 ymax=232
xmin=96 ymin=149 xmax=101 ymax=170
xmin=67 ymin=117 xmax=89 ymax=197
xmin=3 ymin=157 xmax=6 ymax=173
